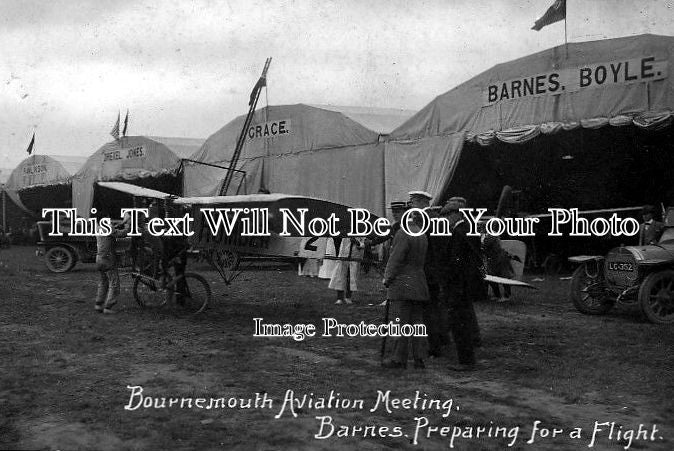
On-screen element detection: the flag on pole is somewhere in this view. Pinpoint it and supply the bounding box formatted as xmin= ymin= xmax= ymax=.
xmin=26 ymin=133 xmax=35 ymax=155
xmin=122 ymin=109 xmax=129 ymax=137
xmin=532 ymin=0 xmax=566 ymax=31
xmin=110 ymin=111 xmax=120 ymax=140
xmin=248 ymin=76 xmax=267 ymax=106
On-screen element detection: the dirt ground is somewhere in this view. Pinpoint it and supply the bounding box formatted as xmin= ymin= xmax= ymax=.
xmin=0 ymin=245 xmax=672 ymax=450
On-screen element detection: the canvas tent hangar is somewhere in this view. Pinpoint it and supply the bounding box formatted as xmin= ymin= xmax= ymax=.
xmin=72 ymin=135 xmax=204 ymax=219
xmin=306 ymin=104 xmax=417 ymax=135
xmin=1 ymin=154 xmax=87 ymax=234
xmin=385 ymin=34 xmax=674 ymax=209
xmin=4 ymin=154 xmax=87 ymax=213
xmin=183 ymin=103 xmax=387 ymax=216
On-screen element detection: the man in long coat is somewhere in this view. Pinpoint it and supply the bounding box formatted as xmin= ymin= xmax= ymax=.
xmin=440 ymin=197 xmax=485 ymax=370
xmin=381 ymin=213 xmax=429 ymax=369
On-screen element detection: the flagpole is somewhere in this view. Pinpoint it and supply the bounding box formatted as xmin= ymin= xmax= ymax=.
xmin=564 ymin=0 xmax=568 ymax=58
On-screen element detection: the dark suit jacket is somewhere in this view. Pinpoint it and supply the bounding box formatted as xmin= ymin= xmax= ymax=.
xmin=639 ymin=220 xmax=665 ymax=245
xmin=442 ymin=219 xmax=485 ymax=301
xmin=384 ymin=225 xmax=429 ymax=302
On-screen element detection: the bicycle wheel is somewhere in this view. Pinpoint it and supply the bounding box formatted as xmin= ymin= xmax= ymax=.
xmin=176 ymin=273 xmax=211 ymax=314
xmin=133 ymin=274 xmax=168 ymax=308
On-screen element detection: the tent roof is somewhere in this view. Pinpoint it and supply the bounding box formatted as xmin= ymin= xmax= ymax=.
xmin=190 ymin=104 xmax=381 ymax=163
xmin=73 ymin=135 xmax=194 ymax=182
xmin=4 ymin=154 xmax=86 ymax=191
xmin=145 ymin=136 xmax=205 ymax=159
xmin=307 ymin=104 xmax=417 ymax=134
xmin=44 ymin=155 xmax=88 ymax=175
xmin=391 ymin=34 xmax=674 ymax=140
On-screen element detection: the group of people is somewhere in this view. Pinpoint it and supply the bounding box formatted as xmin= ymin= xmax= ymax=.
xmin=94 ymin=199 xmax=189 ymax=314
xmin=379 ymin=191 xmax=488 ymax=372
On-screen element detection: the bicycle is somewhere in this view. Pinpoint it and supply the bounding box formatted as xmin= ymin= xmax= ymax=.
xmin=131 ymin=246 xmax=212 ymax=315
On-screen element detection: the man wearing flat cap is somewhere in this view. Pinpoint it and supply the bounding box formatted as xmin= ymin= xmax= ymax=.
xmin=439 ymin=196 xmax=484 ymax=370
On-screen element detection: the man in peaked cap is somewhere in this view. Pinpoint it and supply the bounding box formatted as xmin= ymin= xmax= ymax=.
xmin=408 ymin=190 xmax=433 ymax=209
xmin=440 ymin=196 xmax=466 ymax=216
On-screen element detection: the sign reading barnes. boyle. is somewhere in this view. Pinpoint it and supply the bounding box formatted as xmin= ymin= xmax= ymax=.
xmin=483 ymin=56 xmax=668 ymax=106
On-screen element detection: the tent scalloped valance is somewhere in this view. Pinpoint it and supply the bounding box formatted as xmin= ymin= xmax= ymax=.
xmin=98 ymin=167 xmax=178 ymax=182
xmin=465 ymin=111 xmax=672 ymax=146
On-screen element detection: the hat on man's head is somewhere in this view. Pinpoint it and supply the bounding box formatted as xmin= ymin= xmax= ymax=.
xmin=389 ymin=201 xmax=409 ymax=211
xmin=441 ymin=196 xmax=467 ymax=214
xmin=642 ymin=204 xmax=656 ymax=215
xmin=408 ymin=190 xmax=433 ymax=202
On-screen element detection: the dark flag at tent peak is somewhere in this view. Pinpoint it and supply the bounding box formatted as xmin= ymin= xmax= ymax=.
xmin=122 ymin=109 xmax=129 ymax=137
xmin=248 ymin=57 xmax=272 ymax=106
xmin=110 ymin=111 xmax=120 ymax=140
xmin=26 ymin=132 xmax=35 ymax=155
xmin=532 ymin=0 xmax=566 ymax=31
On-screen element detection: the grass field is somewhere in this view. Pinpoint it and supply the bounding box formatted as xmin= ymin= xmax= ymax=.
xmin=1 ymin=245 xmax=672 ymax=450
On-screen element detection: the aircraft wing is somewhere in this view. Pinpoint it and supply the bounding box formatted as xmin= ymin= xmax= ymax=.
xmin=97 ymin=181 xmax=176 ymax=199
xmin=485 ymin=274 xmax=536 ymax=289
xmin=177 ymin=193 xmax=377 ymax=238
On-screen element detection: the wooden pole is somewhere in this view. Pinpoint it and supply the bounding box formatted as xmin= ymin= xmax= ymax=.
xmin=564 ymin=1 xmax=568 ymax=58
xmin=2 ymin=188 xmax=6 ymax=233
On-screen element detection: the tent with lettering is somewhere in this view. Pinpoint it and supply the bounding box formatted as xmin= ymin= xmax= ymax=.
xmin=3 ymin=154 xmax=86 ymax=213
xmin=184 ymin=104 xmax=396 ymax=216
xmin=72 ymin=135 xmax=204 ymax=218
xmin=0 ymin=154 xmax=86 ymax=236
xmin=386 ymin=34 xmax=674 ymax=211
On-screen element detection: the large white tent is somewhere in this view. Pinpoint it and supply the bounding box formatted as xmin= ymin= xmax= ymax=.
xmin=3 ymin=154 xmax=86 ymax=213
xmin=184 ymin=104 xmax=395 ymax=216
xmin=72 ymin=135 xmax=204 ymax=218
xmin=1 ymin=154 xmax=86 ymax=233
xmin=385 ymin=34 xmax=674 ymax=207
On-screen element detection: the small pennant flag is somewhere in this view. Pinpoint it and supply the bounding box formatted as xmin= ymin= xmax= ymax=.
xmin=532 ymin=0 xmax=566 ymax=31
xmin=26 ymin=132 xmax=35 ymax=155
xmin=110 ymin=111 xmax=120 ymax=140
xmin=122 ymin=109 xmax=129 ymax=137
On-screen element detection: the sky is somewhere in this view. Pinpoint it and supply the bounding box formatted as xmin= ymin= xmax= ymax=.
xmin=1 ymin=0 xmax=672 ymax=171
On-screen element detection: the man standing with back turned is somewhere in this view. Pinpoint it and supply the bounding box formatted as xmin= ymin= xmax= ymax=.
xmin=440 ymin=196 xmax=485 ymax=371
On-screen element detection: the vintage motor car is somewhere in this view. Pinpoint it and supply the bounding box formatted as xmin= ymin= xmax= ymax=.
xmin=568 ymin=208 xmax=674 ymax=324
xmin=36 ymin=219 xmax=133 ymax=273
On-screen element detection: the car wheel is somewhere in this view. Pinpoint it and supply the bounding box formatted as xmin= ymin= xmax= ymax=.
xmin=45 ymin=246 xmax=75 ymax=273
xmin=570 ymin=263 xmax=612 ymax=315
xmin=638 ymin=270 xmax=674 ymax=324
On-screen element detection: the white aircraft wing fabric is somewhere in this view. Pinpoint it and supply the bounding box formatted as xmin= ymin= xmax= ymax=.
xmin=485 ymin=275 xmax=536 ymax=289
xmin=97 ymin=181 xmax=175 ymax=199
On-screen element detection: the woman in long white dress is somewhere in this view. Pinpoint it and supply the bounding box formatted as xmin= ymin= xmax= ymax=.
xmin=328 ymin=237 xmax=364 ymax=304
